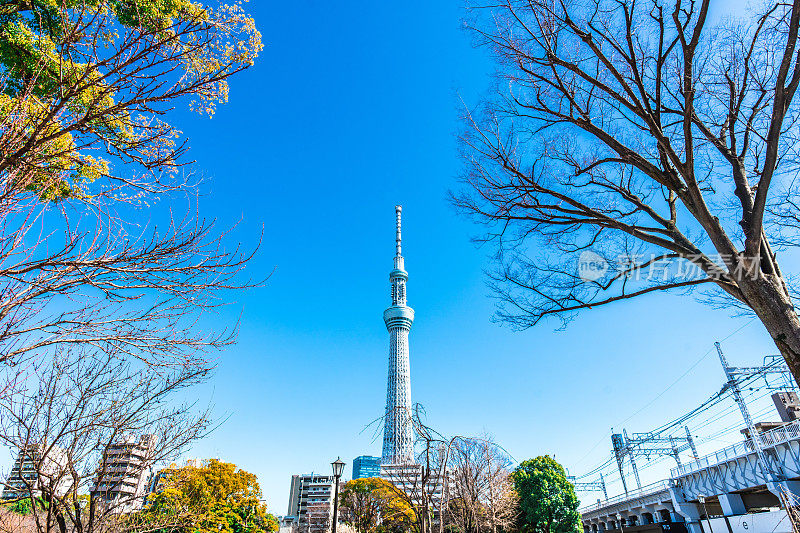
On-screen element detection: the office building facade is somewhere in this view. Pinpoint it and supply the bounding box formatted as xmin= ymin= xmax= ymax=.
xmin=352 ymin=456 xmax=381 ymax=479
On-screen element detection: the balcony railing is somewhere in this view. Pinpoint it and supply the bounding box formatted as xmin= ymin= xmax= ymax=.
xmin=671 ymin=420 xmax=800 ymax=478
xmin=579 ymin=479 xmax=671 ymax=514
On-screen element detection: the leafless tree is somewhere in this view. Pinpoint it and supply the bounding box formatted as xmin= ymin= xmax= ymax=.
xmin=456 ymin=0 xmax=800 ymax=383
xmin=379 ymin=406 xmax=450 ymax=533
xmin=444 ymin=437 xmax=516 ymax=533
xmin=0 ymin=348 xmax=212 ymax=533
xmin=0 ymin=86 xmax=261 ymax=370
xmin=0 ymin=64 xmax=260 ymax=533
xmin=378 ymin=409 xmax=516 ymax=533
xmin=0 ymin=200 xmax=258 ymax=370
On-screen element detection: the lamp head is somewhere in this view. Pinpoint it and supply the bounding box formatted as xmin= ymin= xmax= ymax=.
xmin=331 ymin=457 xmax=345 ymax=478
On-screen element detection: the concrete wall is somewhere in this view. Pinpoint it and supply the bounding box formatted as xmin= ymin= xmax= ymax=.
xmin=702 ymin=510 xmax=792 ymax=533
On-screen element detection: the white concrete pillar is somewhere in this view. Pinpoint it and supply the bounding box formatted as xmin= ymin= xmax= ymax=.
xmin=668 ymin=487 xmax=703 ymax=533
xmin=718 ymin=493 xmax=746 ymax=516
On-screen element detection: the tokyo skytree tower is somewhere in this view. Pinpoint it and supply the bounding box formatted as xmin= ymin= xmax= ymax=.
xmin=381 ymin=205 xmax=415 ymax=465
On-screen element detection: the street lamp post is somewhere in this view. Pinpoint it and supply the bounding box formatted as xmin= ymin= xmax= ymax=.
xmin=331 ymin=458 xmax=345 ymax=533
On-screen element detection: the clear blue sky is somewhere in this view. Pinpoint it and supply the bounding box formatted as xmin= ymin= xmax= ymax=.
xmin=147 ymin=0 xmax=779 ymax=513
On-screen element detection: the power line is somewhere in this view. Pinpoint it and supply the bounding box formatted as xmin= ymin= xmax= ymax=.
xmin=571 ymin=319 xmax=757 ymax=473
xmin=573 ymin=339 xmax=796 ymax=490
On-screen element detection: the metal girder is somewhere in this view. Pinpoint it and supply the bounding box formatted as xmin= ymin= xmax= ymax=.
xmin=569 ymin=473 xmax=608 ymax=500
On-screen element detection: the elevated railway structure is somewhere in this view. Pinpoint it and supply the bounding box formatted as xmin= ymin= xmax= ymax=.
xmin=580 ymin=420 xmax=800 ymax=533
xmin=580 ymin=343 xmax=800 ymax=533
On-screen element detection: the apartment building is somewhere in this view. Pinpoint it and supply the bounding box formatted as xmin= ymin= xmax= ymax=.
xmin=286 ymin=473 xmax=340 ymax=533
xmin=2 ymin=444 xmax=69 ymax=500
xmin=91 ymin=435 xmax=156 ymax=512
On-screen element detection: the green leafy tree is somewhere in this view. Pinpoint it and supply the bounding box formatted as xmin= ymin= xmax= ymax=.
xmin=2 ymin=496 xmax=52 ymax=516
xmin=339 ymin=477 xmax=415 ymax=533
xmin=144 ymin=459 xmax=278 ymax=533
xmin=511 ymin=457 xmax=579 ymax=533
xmin=6 ymin=498 xmax=32 ymax=515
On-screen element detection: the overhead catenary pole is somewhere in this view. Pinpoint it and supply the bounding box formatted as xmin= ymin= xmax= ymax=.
xmin=612 ymin=431 xmax=629 ymax=496
xmin=600 ymin=472 xmax=608 ymax=500
xmin=685 ymin=426 xmax=699 ymax=460
xmin=568 ymin=474 xmax=608 ymax=500
xmin=715 ymin=341 xmax=776 ymax=482
xmin=623 ymin=429 xmax=642 ymax=490
xmin=577 ymin=348 xmax=792 ymax=501
xmin=622 ymin=429 xmax=697 ymax=470
xmin=670 ymin=436 xmax=682 ymax=466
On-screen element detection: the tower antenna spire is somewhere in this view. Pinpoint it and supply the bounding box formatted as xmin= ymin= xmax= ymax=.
xmin=394 ymin=206 xmax=404 ymax=270
xmin=395 ymin=205 xmax=402 ymax=258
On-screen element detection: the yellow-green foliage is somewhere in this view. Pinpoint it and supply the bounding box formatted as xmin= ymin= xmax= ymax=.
xmin=143 ymin=459 xmax=278 ymax=533
xmin=0 ymin=94 xmax=110 ymax=199
xmin=0 ymin=0 xmax=261 ymax=200
xmin=339 ymin=477 xmax=416 ymax=533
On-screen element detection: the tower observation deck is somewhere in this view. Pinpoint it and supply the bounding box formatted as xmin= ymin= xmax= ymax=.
xmin=381 ymin=205 xmax=415 ymax=465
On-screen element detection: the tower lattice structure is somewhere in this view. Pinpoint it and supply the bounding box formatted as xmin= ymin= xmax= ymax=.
xmin=381 ymin=205 xmax=415 ymax=465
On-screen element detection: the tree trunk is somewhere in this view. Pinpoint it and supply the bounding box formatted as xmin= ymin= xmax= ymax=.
xmin=738 ymin=274 xmax=800 ymax=386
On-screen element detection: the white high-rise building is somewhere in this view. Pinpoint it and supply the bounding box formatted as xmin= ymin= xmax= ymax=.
xmin=91 ymin=434 xmax=156 ymax=512
xmin=284 ymin=473 xmax=339 ymax=533
xmin=382 ymin=205 xmax=415 ymax=465
xmin=2 ymin=444 xmax=69 ymax=500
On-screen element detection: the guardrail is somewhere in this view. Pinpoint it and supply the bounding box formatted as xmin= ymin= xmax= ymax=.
xmin=671 ymin=420 xmax=800 ymax=478
xmin=579 ymin=479 xmax=671 ymax=514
